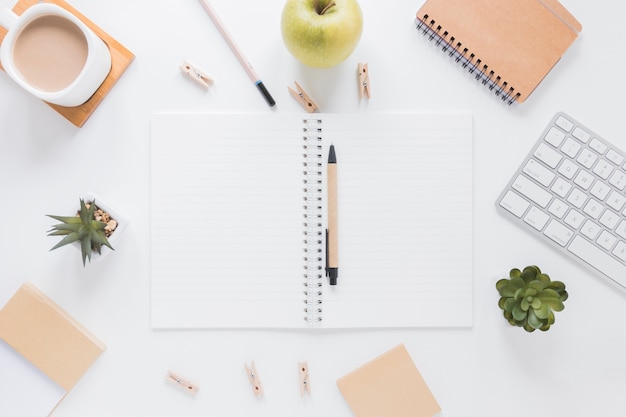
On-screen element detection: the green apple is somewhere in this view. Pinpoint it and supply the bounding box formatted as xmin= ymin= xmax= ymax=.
xmin=281 ymin=0 xmax=363 ymax=68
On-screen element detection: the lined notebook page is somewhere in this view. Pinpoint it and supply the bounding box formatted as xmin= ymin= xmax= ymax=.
xmin=150 ymin=113 xmax=473 ymax=328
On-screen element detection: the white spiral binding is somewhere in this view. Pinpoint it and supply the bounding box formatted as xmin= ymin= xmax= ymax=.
xmin=416 ymin=14 xmax=520 ymax=105
xmin=302 ymin=118 xmax=324 ymax=324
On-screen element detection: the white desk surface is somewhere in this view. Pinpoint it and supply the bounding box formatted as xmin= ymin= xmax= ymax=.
xmin=1 ymin=0 xmax=625 ymax=415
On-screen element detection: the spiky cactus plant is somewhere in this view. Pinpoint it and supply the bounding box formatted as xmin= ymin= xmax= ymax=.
xmin=496 ymin=265 xmax=568 ymax=332
xmin=47 ymin=199 xmax=114 ymax=266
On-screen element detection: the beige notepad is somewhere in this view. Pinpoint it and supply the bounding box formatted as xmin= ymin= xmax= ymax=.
xmin=337 ymin=344 xmax=441 ymax=417
xmin=0 ymin=283 xmax=105 ymax=416
xmin=416 ymin=0 xmax=581 ymax=104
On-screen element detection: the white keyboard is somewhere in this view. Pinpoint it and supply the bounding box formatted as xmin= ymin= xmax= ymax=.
xmin=496 ymin=112 xmax=626 ymax=291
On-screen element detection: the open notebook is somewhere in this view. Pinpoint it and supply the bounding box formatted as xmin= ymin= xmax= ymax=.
xmin=150 ymin=112 xmax=473 ymax=328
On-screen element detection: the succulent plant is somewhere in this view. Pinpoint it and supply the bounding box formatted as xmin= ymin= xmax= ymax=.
xmin=496 ymin=265 xmax=568 ymax=332
xmin=47 ymin=199 xmax=114 ymax=266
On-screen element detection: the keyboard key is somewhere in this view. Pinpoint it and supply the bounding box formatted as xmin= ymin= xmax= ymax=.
xmin=564 ymin=209 xmax=584 ymax=229
xmin=548 ymin=198 xmax=568 ymax=219
xmin=545 ymin=127 xmax=566 ymax=147
xmin=589 ymin=138 xmax=607 ymax=155
xmin=523 ymin=159 xmax=555 ymax=187
xmin=534 ymin=143 xmax=562 ymax=168
xmin=561 ymin=137 xmax=582 ymax=158
xmin=606 ymin=149 xmax=624 ymax=166
xmin=613 ymin=241 xmax=626 ymax=262
xmin=555 ymin=115 xmax=574 ymax=132
xmin=573 ymin=170 xmax=594 ymax=190
xmin=572 ymin=126 xmax=591 ymax=143
xmin=599 ymin=209 xmax=619 ymax=230
xmin=608 ymin=170 xmax=626 ymax=190
xmin=589 ymin=181 xmax=610 ymax=201
xmin=615 ymin=220 xmax=626 ymax=240
xmin=524 ymin=206 xmax=550 ymax=231
xmin=551 ymin=177 xmax=572 ymax=198
xmin=597 ymin=231 xmax=617 ymax=251
xmin=558 ymin=158 xmax=578 ymax=179
xmin=607 ymin=191 xmax=626 ymax=211
xmin=512 ymin=175 xmax=552 ymax=208
xmin=568 ymin=236 xmax=626 ymax=286
xmin=576 ymin=149 xmax=597 ymax=169
xmin=581 ymin=220 xmax=601 ymax=240
xmin=592 ymin=159 xmax=613 ymax=180
xmin=566 ymin=188 xmax=587 ymax=209
xmin=543 ymin=219 xmax=574 ymax=246
xmin=499 ymin=190 xmax=529 ymax=218
xmin=583 ymin=198 xmax=603 ymax=219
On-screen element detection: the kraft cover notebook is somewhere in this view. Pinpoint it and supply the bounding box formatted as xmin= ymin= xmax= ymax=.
xmin=415 ymin=0 xmax=582 ymax=104
xmin=337 ymin=344 xmax=441 ymax=417
xmin=0 ymin=283 xmax=105 ymax=416
xmin=150 ymin=112 xmax=473 ymax=329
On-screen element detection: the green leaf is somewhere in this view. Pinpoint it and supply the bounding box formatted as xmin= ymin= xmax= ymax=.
xmin=535 ymin=304 xmax=550 ymax=319
xmin=521 ymin=266 xmax=539 ymax=282
xmin=521 ymin=298 xmax=530 ymax=311
xmin=542 ymin=298 xmax=565 ymax=312
xmin=79 ymin=199 xmax=93 ymax=224
xmin=525 ymin=287 xmax=538 ymax=297
xmin=81 ymin=237 xmax=91 ymax=266
xmin=496 ymin=279 xmax=511 ymax=294
xmin=548 ymin=281 xmax=566 ymax=292
xmin=90 ymin=219 xmax=107 ymax=231
xmin=46 ymin=214 xmax=82 ymax=224
xmin=538 ymin=288 xmax=561 ymax=300
xmin=527 ymin=309 xmax=543 ymax=329
xmin=49 ymin=232 xmax=81 ymax=251
xmin=512 ymin=305 xmax=527 ymax=321
xmin=90 ymin=230 xmax=113 ymax=250
xmin=504 ymin=298 xmax=518 ymax=312
xmin=48 ymin=223 xmax=82 ymax=233
xmin=529 ymin=280 xmax=547 ymax=292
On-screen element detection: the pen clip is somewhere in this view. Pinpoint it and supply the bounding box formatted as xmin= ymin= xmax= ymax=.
xmin=325 ymin=228 xmax=329 ymax=277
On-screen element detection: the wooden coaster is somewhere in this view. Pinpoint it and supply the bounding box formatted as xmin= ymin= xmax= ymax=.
xmin=0 ymin=0 xmax=134 ymax=127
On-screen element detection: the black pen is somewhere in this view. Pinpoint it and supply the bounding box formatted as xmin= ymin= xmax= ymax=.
xmin=325 ymin=144 xmax=338 ymax=285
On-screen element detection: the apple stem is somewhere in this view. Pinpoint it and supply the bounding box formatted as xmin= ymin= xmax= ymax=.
xmin=316 ymin=0 xmax=336 ymax=15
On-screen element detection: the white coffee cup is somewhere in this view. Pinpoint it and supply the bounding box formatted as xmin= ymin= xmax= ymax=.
xmin=0 ymin=4 xmax=111 ymax=107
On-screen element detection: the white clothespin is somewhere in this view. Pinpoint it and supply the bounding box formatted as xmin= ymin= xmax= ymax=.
xmin=180 ymin=60 xmax=214 ymax=89
xmin=165 ymin=370 xmax=199 ymax=395
xmin=357 ymin=62 xmax=371 ymax=99
xmin=299 ymin=361 xmax=311 ymax=396
xmin=288 ymin=81 xmax=318 ymax=113
xmin=244 ymin=361 xmax=264 ymax=397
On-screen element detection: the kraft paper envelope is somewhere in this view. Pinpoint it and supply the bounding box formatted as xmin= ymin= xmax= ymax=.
xmin=337 ymin=343 xmax=441 ymax=417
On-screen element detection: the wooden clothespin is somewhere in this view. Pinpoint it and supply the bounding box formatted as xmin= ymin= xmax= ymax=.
xmin=180 ymin=60 xmax=214 ymax=89
xmin=165 ymin=370 xmax=199 ymax=395
xmin=288 ymin=81 xmax=318 ymax=113
xmin=357 ymin=62 xmax=371 ymax=99
xmin=299 ymin=361 xmax=311 ymax=396
xmin=244 ymin=361 xmax=264 ymax=397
